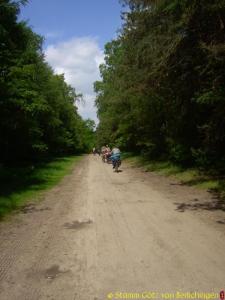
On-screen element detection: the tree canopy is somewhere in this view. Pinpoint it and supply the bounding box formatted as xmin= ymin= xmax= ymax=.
xmin=95 ymin=0 xmax=225 ymax=171
xmin=0 ymin=0 xmax=95 ymax=163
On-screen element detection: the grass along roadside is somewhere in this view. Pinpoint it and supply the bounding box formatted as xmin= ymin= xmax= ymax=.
xmin=0 ymin=156 xmax=82 ymax=219
xmin=123 ymin=154 xmax=225 ymax=199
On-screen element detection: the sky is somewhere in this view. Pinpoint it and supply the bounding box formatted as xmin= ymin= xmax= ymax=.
xmin=19 ymin=0 xmax=123 ymax=123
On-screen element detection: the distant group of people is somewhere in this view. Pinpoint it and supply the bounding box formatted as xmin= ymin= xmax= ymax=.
xmin=92 ymin=145 xmax=121 ymax=172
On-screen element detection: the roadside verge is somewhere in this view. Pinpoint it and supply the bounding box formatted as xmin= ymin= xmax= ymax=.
xmin=0 ymin=156 xmax=82 ymax=219
xmin=123 ymin=153 xmax=225 ymax=210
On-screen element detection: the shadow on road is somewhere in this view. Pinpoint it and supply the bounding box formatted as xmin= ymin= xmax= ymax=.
xmin=174 ymin=194 xmax=225 ymax=213
xmin=174 ymin=191 xmax=225 ymax=224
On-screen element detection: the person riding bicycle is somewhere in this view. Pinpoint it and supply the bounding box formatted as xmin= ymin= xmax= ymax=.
xmin=101 ymin=145 xmax=111 ymax=162
xmin=105 ymin=145 xmax=111 ymax=162
xmin=110 ymin=147 xmax=121 ymax=169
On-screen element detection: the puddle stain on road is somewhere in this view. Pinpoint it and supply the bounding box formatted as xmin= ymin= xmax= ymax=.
xmin=26 ymin=264 xmax=71 ymax=281
xmin=21 ymin=204 xmax=51 ymax=214
xmin=45 ymin=264 xmax=69 ymax=280
xmin=217 ymin=220 xmax=225 ymax=225
xmin=64 ymin=219 xmax=93 ymax=230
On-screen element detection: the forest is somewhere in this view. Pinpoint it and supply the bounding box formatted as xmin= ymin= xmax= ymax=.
xmin=0 ymin=0 xmax=95 ymax=165
xmin=95 ymin=0 xmax=225 ymax=172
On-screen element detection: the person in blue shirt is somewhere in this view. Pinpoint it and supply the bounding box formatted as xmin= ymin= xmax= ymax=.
xmin=110 ymin=147 xmax=121 ymax=169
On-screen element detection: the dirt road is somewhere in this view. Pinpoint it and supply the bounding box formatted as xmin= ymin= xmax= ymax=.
xmin=0 ymin=156 xmax=224 ymax=300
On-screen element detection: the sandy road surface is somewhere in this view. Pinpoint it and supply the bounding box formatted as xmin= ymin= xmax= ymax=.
xmin=0 ymin=155 xmax=224 ymax=300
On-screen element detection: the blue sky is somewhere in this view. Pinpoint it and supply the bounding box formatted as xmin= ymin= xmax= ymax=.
xmin=19 ymin=0 xmax=124 ymax=122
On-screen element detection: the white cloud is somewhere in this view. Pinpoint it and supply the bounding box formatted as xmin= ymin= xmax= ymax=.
xmin=45 ymin=37 xmax=104 ymax=122
xmin=78 ymin=94 xmax=98 ymax=122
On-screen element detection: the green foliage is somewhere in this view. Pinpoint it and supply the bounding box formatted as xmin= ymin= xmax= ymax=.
xmin=95 ymin=0 xmax=225 ymax=172
xmin=0 ymin=0 xmax=94 ymax=163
